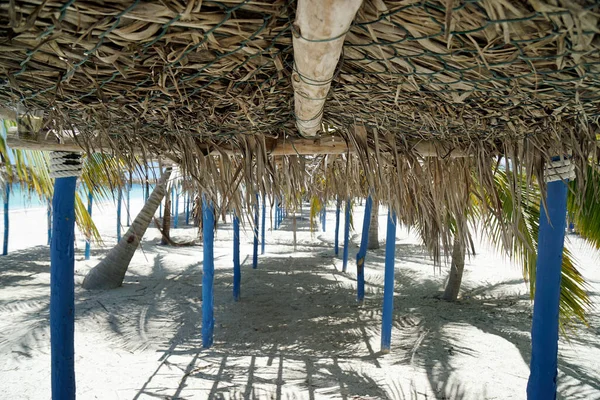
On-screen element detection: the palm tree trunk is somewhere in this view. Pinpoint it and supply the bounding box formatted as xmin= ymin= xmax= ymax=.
xmin=368 ymin=201 xmax=379 ymax=250
xmin=82 ymin=168 xmax=172 ymax=290
xmin=442 ymin=235 xmax=466 ymax=301
xmin=161 ymin=187 xmax=171 ymax=245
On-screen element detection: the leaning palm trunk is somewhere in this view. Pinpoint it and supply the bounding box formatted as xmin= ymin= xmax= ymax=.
xmin=82 ymin=168 xmax=172 ymax=289
xmin=442 ymin=235 xmax=466 ymax=301
xmin=367 ymin=201 xmax=379 ymax=250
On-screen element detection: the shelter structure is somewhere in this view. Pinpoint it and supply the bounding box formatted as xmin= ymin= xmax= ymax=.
xmin=1 ymin=1 xmax=599 ymax=399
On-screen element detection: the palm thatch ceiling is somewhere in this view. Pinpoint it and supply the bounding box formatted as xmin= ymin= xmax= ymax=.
xmin=1 ymin=0 xmax=600 ymax=262
xmin=1 ymin=0 xmax=598 ymax=150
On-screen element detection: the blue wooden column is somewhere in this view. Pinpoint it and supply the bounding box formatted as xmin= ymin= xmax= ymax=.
xmin=2 ymin=183 xmax=9 ymax=255
xmin=49 ymin=151 xmax=81 ymax=400
xmin=233 ymin=215 xmax=241 ymax=301
xmin=202 ymin=196 xmax=215 ymax=348
xmin=274 ymin=198 xmax=279 ymax=230
xmin=170 ymin=186 xmax=175 ymax=221
xmin=342 ymin=199 xmax=351 ymax=272
xmin=261 ymin=194 xmax=266 ymax=255
xmin=253 ymin=194 xmax=259 ymax=269
xmin=356 ymin=196 xmax=373 ymax=302
xmin=527 ymin=177 xmax=569 ymax=400
xmin=381 ymin=210 xmax=397 ymax=352
xmin=174 ymin=187 xmax=179 ymax=229
xmin=322 ymin=204 xmax=326 ymax=232
xmin=84 ymin=190 xmax=93 ymax=260
xmin=185 ymin=193 xmax=190 ymax=225
xmin=334 ymin=199 xmax=341 ymax=255
xmin=117 ymin=188 xmax=122 ymax=242
xmin=126 ymin=176 xmax=131 ymax=226
xmin=47 ymin=202 xmax=52 ymax=246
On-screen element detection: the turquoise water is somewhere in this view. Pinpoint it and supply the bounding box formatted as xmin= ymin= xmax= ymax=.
xmin=2 ymin=183 xmax=149 ymax=211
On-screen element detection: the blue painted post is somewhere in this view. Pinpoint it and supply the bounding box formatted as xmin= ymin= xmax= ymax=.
xmin=342 ymin=199 xmax=351 ymax=272
xmin=253 ymin=194 xmax=259 ymax=269
xmin=233 ymin=215 xmax=241 ymax=301
xmin=174 ymin=187 xmax=179 ymax=229
xmin=277 ymin=200 xmax=282 ymax=228
xmin=159 ymin=200 xmax=162 ymax=218
xmin=145 ymin=167 xmax=150 ymax=202
xmin=261 ymin=194 xmax=266 ymax=255
xmin=334 ymin=199 xmax=341 ymax=255
xmin=117 ymin=188 xmax=122 ymax=242
xmin=527 ymin=178 xmax=569 ymax=400
xmin=202 ymin=196 xmax=215 ymax=348
xmin=381 ymin=210 xmax=397 ymax=352
xmin=322 ymin=205 xmax=326 ymax=232
xmin=47 ymin=202 xmax=52 ymax=246
xmin=252 ymin=193 xmax=258 ymax=269
xmin=274 ymin=198 xmax=279 ymax=230
xmin=170 ymin=187 xmax=175 ymax=220
xmin=126 ymin=176 xmax=131 ymax=226
xmin=51 ymin=175 xmax=78 ymax=399
xmin=356 ymin=196 xmax=373 ymax=302
xmin=2 ymin=183 xmax=9 ymax=255
xmin=185 ymin=193 xmax=190 ymax=225
xmin=84 ymin=190 xmax=93 ymax=260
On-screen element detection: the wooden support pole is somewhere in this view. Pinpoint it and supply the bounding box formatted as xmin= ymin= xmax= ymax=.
xmin=185 ymin=193 xmax=190 ymax=225
xmin=334 ymin=198 xmax=340 ymax=256
xmin=527 ymin=176 xmax=569 ymax=400
xmin=261 ymin=193 xmax=266 ymax=255
xmin=84 ymin=190 xmax=93 ymax=260
xmin=144 ymin=167 xmax=149 ymax=202
xmin=170 ymin=187 xmax=175 ymax=220
xmin=50 ymin=174 xmax=78 ymax=400
xmin=381 ymin=210 xmax=397 ymax=353
xmin=47 ymin=202 xmax=52 ymax=246
xmin=321 ymin=205 xmax=326 ymax=232
xmin=2 ymin=183 xmax=9 ymax=255
xmin=253 ymin=194 xmax=259 ymax=269
xmin=356 ymin=196 xmax=373 ymax=303
xmin=117 ymin=188 xmax=122 ymax=242
xmin=126 ymin=177 xmax=131 ymax=227
xmin=202 ymin=195 xmax=215 ymax=348
xmin=174 ymin=187 xmax=179 ymax=229
xmin=233 ymin=215 xmax=241 ymax=301
xmin=343 ymin=199 xmax=351 ymax=272
xmin=274 ymin=198 xmax=279 ymax=230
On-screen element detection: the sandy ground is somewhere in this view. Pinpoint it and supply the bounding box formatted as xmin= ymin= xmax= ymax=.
xmin=0 ymin=197 xmax=599 ymax=399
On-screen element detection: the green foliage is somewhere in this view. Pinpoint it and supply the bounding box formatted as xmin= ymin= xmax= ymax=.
xmin=1 ymin=119 xmax=127 ymax=245
xmin=309 ymin=196 xmax=322 ymax=233
xmin=568 ymin=165 xmax=600 ymax=250
xmin=479 ymin=169 xmax=592 ymax=330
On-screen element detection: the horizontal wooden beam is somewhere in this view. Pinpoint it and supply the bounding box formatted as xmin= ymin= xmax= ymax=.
xmin=6 ymin=133 xmax=466 ymax=158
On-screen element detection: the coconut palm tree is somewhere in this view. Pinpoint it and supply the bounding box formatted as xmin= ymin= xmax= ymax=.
xmin=82 ymin=167 xmax=172 ymax=289
xmin=368 ymin=201 xmax=379 ymax=250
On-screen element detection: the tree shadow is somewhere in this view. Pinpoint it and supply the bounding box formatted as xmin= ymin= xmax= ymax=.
xmin=2 ymin=233 xmax=598 ymax=399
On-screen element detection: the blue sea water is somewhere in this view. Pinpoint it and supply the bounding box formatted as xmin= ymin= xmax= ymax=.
xmin=2 ymin=183 xmax=149 ymax=212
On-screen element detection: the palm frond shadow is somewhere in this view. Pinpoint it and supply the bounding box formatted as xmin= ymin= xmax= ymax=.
xmin=2 ymin=240 xmax=598 ymax=399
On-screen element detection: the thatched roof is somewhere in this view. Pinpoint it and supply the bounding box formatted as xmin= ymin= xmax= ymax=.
xmin=1 ymin=0 xmax=599 ymax=257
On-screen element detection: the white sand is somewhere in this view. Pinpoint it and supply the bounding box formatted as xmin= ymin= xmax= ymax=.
xmin=1 ymin=198 xmax=599 ymax=399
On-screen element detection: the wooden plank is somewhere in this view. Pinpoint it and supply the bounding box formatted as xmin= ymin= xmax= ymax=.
xmin=6 ymin=134 xmax=466 ymax=158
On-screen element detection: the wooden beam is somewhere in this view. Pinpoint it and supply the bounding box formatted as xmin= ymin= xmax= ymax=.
xmin=6 ymin=134 xmax=466 ymax=158
xmin=292 ymin=0 xmax=363 ymax=137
